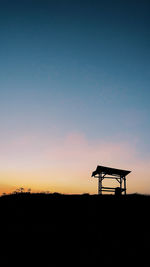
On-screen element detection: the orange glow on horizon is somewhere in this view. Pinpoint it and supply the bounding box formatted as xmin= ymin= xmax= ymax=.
xmin=0 ymin=132 xmax=150 ymax=195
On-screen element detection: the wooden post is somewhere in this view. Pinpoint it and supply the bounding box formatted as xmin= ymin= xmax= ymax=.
xmin=124 ymin=176 xmax=126 ymax=195
xmin=98 ymin=173 xmax=102 ymax=195
xmin=120 ymin=176 xmax=122 ymax=194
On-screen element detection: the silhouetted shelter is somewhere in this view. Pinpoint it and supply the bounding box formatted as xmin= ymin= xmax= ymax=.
xmin=92 ymin=165 xmax=131 ymax=195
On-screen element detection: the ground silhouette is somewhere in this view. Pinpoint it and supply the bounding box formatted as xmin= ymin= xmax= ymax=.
xmin=0 ymin=193 xmax=149 ymax=266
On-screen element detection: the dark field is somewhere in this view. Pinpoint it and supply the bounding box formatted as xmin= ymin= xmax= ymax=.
xmin=0 ymin=193 xmax=149 ymax=266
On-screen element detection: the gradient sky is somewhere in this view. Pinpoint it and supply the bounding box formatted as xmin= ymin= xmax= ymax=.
xmin=0 ymin=0 xmax=150 ymax=194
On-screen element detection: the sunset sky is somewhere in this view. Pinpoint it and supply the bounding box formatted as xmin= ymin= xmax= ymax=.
xmin=0 ymin=0 xmax=150 ymax=195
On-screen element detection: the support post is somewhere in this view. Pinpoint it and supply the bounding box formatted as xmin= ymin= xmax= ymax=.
xmin=98 ymin=173 xmax=102 ymax=195
xmin=124 ymin=176 xmax=126 ymax=195
xmin=120 ymin=176 xmax=122 ymax=193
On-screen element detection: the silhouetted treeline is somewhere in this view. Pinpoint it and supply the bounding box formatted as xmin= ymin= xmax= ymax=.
xmin=0 ymin=193 xmax=149 ymax=266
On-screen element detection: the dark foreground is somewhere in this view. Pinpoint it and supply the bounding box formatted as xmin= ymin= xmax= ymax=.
xmin=0 ymin=193 xmax=149 ymax=266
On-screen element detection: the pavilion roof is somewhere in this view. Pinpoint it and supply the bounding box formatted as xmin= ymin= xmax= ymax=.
xmin=92 ymin=165 xmax=131 ymax=177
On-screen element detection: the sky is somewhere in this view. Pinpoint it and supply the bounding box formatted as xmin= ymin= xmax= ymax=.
xmin=0 ymin=0 xmax=150 ymax=194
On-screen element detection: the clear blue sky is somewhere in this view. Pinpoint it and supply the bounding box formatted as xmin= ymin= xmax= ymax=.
xmin=0 ymin=0 xmax=150 ymax=194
